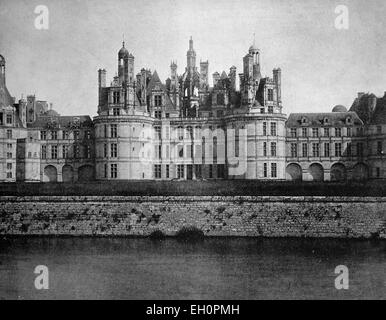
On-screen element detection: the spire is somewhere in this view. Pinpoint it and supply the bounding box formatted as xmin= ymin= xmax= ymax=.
xmin=189 ymin=36 xmax=193 ymax=50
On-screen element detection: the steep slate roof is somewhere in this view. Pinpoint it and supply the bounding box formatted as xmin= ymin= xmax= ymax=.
xmin=371 ymin=96 xmax=386 ymax=124
xmin=286 ymin=112 xmax=363 ymax=127
xmin=349 ymin=93 xmax=386 ymax=125
xmin=146 ymin=70 xmax=166 ymax=92
xmin=28 ymin=115 xmax=93 ymax=128
xmin=349 ymin=93 xmax=377 ymax=124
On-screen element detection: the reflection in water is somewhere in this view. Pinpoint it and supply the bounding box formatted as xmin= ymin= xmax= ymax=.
xmin=0 ymin=237 xmax=385 ymax=299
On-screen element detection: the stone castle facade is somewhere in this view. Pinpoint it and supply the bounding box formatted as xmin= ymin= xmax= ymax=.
xmin=1 ymin=39 xmax=386 ymax=182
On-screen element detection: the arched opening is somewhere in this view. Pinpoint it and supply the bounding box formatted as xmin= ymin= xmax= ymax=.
xmin=331 ymin=163 xmax=347 ymax=182
xmin=78 ymin=165 xmax=94 ymax=182
xmin=62 ymin=165 xmax=74 ymax=183
xmin=353 ymin=163 xmax=369 ymax=181
xmin=286 ymin=163 xmax=303 ymax=181
xmin=309 ymin=163 xmax=324 ymax=182
xmin=43 ymin=165 xmax=57 ymax=182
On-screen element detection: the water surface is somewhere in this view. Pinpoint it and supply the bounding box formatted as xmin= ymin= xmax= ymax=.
xmin=0 ymin=237 xmax=385 ymax=299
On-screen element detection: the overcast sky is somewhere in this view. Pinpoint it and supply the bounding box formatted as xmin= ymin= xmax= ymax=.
xmin=0 ymin=0 xmax=385 ymax=116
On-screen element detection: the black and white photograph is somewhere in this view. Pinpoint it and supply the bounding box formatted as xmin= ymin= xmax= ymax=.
xmin=0 ymin=0 xmax=386 ymax=306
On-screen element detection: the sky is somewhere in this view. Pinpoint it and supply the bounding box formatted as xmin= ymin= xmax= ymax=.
xmin=0 ymin=0 xmax=386 ymax=117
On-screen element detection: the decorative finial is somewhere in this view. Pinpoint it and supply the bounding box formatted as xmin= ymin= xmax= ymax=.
xmin=253 ymin=33 xmax=256 ymax=46
xmin=122 ymin=34 xmax=125 ymax=47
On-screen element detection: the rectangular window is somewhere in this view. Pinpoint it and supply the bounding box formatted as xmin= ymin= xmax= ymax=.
xmin=218 ymin=164 xmax=225 ymax=179
xmin=113 ymin=108 xmax=120 ymax=116
xmin=263 ymin=122 xmax=267 ymax=136
xmin=166 ymin=165 xmax=170 ymax=178
xmin=41 ymin=131 xmax=47 ymax=140
xmin=7 ymin=163 xmax=12 ymax=170
xmin=6 ymin=114 xmax=12 ymax=124
xmin=110 ymin=124 xmax=117 ymax=138
xmin=324 ymin=143 xmax=330 ymax=157
xmin=74 ymin=145 xmax=79 ymax=158
xmin=154 ymin=145 xmax=161 ymax=159
xmin=154 ymin=126 xmax=161 ymax=140
xmin=186 ymin=126 xmax=193 ymax=139
xmin=290 ymin=143 xmax=297 ymax=157
xmin=7 ymin=152 xmax=12 ymax=159
xmin=271 ymin=163 xmax=277 ymax=178
xmin=7 ymin=143 xmax=12 ymax=149
xmin=154 ymin=164 xmax=162 ymax=179
xmin=63 ymin=130 xmax=69 ymax=139
xmin=376 ymin=167 xmax=381 ymax=178
xmin=155 ymin=110 xmax=162 ymax=119
xmin=110 ymin=143 xmax=118 ymax=158
xmin=347 ymin=127 xmax=352 ymax=137
xmin=335 ymin=128 xmax=342 ymax=137
xmin=302 ymin=128 xmax=307 ymax=137
xmin=290 ymin=128 xmax=297 ymax=138
xmin=154 ymin=95 xmax=162 ymax=107
xmin=268 ymin=106 xmax=274 ymax=114
xmin=42 ymin=145 xmax=47 ymax=159
xmin=263 ymin=142 xmax=267 ymax=157
xmin=302 ymin=143 xmax=308 ymax=157
xmin=104 ymin=164 xmax=108 ymax=178
xmin=74 ymin=131 xmax=79 ymax=140
xmin=270 ymin=122 xmax=277 ymax=136
xmin=62 ymin=145 xmax=68 ymax=158
xmin=6 ymin=129 xmax=12 ymax=139
xmin=85 ymin=130 xmax=91 ymax=139
xmin=260 ymin=108 xmax=265 ymax=114
xmin=267 ymin=89 xmax=274 ymax=101
xmin=104 ymin=125 xmax=108 ymax=138
xmin=51 ymin=131 xmax=57 ymax=140
xmin=263 ymin=163 xmax=268 ymax=178
xmin=104 ymin=143 xmax=108 ymax=157
xmin=6 ymin=172 xmax=12 ymax=179
xmin=113 ymin=92 xmax=120 ymax=104
xmin=177 ymin=164 xmax=184 ymax=179
xmin=335 ymin=143 xmax=342 ymax=157
xmin=271 ymin=142 xmax=277 ymax=157
xmin=378 ymin=141 xmax=383 ymax=155
xmin=312 ymin=128 xmax=319 ymax=138
xmin=209 ymin=164 xmax=213 ymax=178
xmin=324 ymin=128 xmax=330 ymax=137
xmin=51 ymin=145 xmax=58 ymax=159
xmin=110 ymin=164 xmax=118 ymax=179
xmin=312 ymin=143 xmax=320 ymax=157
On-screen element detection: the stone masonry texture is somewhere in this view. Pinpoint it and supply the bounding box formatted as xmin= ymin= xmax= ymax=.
xmin=0 ymin=196 xmax=386 ymax=239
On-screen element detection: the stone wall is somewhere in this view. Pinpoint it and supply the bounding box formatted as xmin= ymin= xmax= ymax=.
xmin=0 ymin=196 xmax=386 ymax=239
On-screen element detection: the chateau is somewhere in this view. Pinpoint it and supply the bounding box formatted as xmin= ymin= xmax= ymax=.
xmin=1 ymin=39 xmax=386 ymax=182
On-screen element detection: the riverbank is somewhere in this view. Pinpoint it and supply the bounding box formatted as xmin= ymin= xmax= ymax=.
xmin=1 ymin=196 xmax=385 ymax=239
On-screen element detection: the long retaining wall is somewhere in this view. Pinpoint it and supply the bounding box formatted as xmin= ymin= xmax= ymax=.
xmin=0 ymin=196 xmax=386 ymax=239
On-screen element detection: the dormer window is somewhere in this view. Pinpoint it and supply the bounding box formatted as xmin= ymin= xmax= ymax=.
xmin=154 ymin=95 xmax=162 ymax=107
xmin=301 ymin=117 xmax=308 ymax=125
xmin=346 ymin=116 xmax=352 ymax=124
xmin=323 ymin=117 xmax=329 ymax=125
